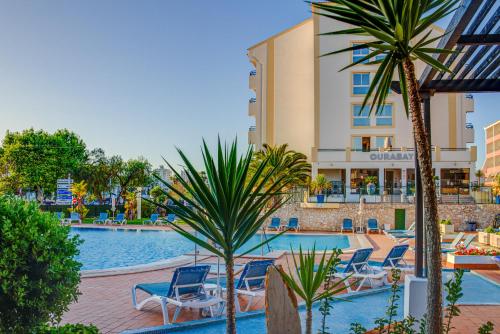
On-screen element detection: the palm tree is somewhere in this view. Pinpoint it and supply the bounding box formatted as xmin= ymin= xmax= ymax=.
xmin=249 ymin=144 xmax=311 ymax=206
xmin=150 ymin=139 xmax=296 ymax=334
xmin=311 ymin=1 xmax=458 ymax=332
xmin=277 ymin=246 xmax=345 ymax=334
xmin=475 ymin=169 xmax=484 ymax=186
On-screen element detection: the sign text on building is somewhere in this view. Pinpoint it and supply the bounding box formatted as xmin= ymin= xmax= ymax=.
xmin=369 ymin=152 xmax=414 ymax=161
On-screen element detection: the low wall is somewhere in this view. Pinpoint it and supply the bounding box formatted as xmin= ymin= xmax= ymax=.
xmin=271 ymin=203 xmax=499 ymax=232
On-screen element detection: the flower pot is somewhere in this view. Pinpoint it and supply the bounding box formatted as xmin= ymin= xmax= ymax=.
xmin=489 ymin=234 xmax=500 ymax=248
xmin=478 ymin=231 xmax=490 ymax=244
xmin=316 ymin=194 xmax=325 ymax=203
xmin=446 ymin=253 xmax=498 ymax=270
xmin=440 ymin=224 xmax=454 ymax=234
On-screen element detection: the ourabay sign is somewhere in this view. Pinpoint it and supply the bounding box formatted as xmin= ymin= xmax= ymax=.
xmin=369 ymin=152 xmax=414 ymax=161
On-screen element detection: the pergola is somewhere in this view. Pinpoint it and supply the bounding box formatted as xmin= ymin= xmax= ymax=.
xmin=393 ymin=0 xmax=500 ymax=277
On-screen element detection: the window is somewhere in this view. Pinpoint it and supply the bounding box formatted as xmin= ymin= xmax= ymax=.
xmin=352 ymin=104 xmax=370 ymax=126
xmin=375 ymin=53 xmax=386 ymax=61
xmin=352 ymin=44 xmax=369 ymax=63
xmin=375 ymin=104 xmax=393 ymax=126
xmin=352 ymin=136 xmax=371 ymax=152
xmin=353 ymin=73 xmax=370 ymax=94
xmin=375 ymin=136 xmax=394 ymax=149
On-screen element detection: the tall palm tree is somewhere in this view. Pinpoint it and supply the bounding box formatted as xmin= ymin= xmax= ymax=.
xmin=249 ymin=144 xmax=311 ymax=206
xmin=475 ymin=169 xmax=484 ymax=186
xmin=151 ymin=139 xmax=295 ymax=334
xmin=311 ymin=1 xmax=458 ymax=332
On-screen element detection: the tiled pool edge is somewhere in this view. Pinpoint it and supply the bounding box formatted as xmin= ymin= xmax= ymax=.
xmin=120 ymin=286 xmax=394 ymax=334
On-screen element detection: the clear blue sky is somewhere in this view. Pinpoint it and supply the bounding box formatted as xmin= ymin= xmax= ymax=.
xmin=0 ymin=1 xmax=497 ymax=169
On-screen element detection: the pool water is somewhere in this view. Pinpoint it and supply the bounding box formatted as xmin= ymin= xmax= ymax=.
xmin=70 ymin=228 xmax=349 ymax=270
xmin=124 ymin=272 xmax=500 ymax=334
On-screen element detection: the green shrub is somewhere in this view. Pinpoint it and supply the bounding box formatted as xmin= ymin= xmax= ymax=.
xmin=440 ymin=219 xmax=452 ymax=225
xmin=0 ymin=195 xmax=82 ymax=333
xmin=484 ymin=226 xmax=495 ymax=233
xmin=38 ymin=323 xmax=99 ymax=334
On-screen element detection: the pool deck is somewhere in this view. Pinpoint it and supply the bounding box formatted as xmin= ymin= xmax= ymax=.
xmin=62 ymin=227 xmax=500 ymax=334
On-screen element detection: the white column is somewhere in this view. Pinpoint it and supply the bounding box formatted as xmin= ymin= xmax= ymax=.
xmin=345 ymin=168 xmax=351 ymax=197
xmin=401 ymin=168 xmax=408 ymax=201
xmin=404 ymin=275 xmax=428 ymax=327
xmin=378 ymin=168 xmax=385 ymax=196
xmin=434 ymin=167 xmax=441 ymax=196
xmin=136 ymin=187 xmax=142 ymax=220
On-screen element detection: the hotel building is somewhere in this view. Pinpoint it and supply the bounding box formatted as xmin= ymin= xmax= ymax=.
xmin=483 ymin=120 xmax=500 ymax=182
xmin=247 ymin=15 xmax=477 ymax=201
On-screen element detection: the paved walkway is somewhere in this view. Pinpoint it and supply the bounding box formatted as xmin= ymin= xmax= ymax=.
xmin=61 ymin=231 xmax=500 ymax=334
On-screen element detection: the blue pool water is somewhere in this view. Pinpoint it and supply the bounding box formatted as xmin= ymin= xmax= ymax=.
xmin=124 ymin=272 xmax=500 ymax=334
xmin=70 ymin=228 xmax=349 ymax=270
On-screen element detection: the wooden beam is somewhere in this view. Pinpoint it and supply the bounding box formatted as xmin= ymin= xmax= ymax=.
xmin=457 ymin=34 xmax=500 ymax=46
xmin=391 ymin=79 xmax=500 ymax=93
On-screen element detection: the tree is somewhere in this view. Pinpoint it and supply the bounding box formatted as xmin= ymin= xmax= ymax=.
xmin=0 ymin=129 xmax=87 ymax=201
xmin=76 ymin=149 xmax=122 ymax=203
xmin=311 ymin=1 xmax=458 ymax=331
xmin=475 ymin=169 xmax=484 ymax=187
xmin=277 ymin=247 xmax=345 ymax=334
xmin=151 ymin=139 xmax=295 ymax=334
xmin=249 ymin=144 xmax=310 ymax=207
xmin=115 ymin=158 xmax=152 ymax=202
xmin=71 ymin=180 xmax=89 ymax=218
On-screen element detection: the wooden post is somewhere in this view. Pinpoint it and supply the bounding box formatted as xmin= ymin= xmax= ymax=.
xmin=265 ymin=266 xmax=301 ymax=334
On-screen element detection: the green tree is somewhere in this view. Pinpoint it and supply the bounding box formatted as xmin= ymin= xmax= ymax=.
xmin=0 ymin=129 xmax=87 ymax=201
xmin=277 ymin=247 xmax=345 ymax=334
xmin=249 ymin=144 xmax=310 ymax=207
xmin=312 ymin=1 xmax=457 ymax=331
xmin=115 ymin=157 xmax=152 ymax=202
xmin=76 ymin=149 xmax=122 ymax=203
xmin=0 ymin=195 xmax=81 ymax=333
xmin=151 ymin=139 xmax=295 ymax=334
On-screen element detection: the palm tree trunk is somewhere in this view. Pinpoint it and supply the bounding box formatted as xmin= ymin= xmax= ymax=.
xmin=305 ymin=306 xmax=312 ymax=334
xmin=225 ymin=255 xmax=237 ymax=334
xmin=403 ymin=58 xmax=442 ymax=334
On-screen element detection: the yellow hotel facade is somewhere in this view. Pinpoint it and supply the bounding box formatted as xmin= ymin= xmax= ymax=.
xmin=247 ymin=15 xmax=477 ymax=201
xmin=483 ymin=120 xmax=500 ymax=182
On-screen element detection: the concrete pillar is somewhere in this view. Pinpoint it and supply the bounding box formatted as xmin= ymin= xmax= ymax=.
xmin=345 ymin=168 xmax=351 ymax=197
xmin=404 ymin=275 xmax=428 ymax=327
xmin=434 ymin=167 xmax=441 ymax=196
xmin=136 ymin=187 xmax=142 ymax=220
xmin=401 ymin=168 xmax=408 ymax=201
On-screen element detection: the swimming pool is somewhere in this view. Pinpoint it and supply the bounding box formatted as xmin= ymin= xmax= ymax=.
xmin=70 ymin=227 xmax=350 ymax=270
xmin=123 ymin=272 xmax=500 ymax=334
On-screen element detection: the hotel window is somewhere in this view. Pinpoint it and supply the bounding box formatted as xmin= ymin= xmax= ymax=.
xmin=374 ymin=136 xmax=394 ymax=149
xmin=375 ymin=53 xmax=386 ymax=61
xmin=352 ymin=44 xmax=369 ymax=63
xmin=352 ymin=104 xmax=370 ymax=126
xmin=376 ymin=104 xmax=393 ymax=126
xmin=353 ymin=73 xmax=370 ymax=94
xmin=352 ymin=136 xmax=371 ymax=152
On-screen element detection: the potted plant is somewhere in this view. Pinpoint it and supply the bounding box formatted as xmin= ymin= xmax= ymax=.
xmin=478 ymin=226 xmax=495 ymax=244
xmin=363 ymin=176 xmax=378 ymax=195
xmin=440 ymin=219 xmax=454 ymax=234
xmin=310 ymin=174 xmax=332 ymax=203
xmin=490 ymin=232 xmax=500 ymax=248
xmin=447 ymin=245 xmax=498 ymax=269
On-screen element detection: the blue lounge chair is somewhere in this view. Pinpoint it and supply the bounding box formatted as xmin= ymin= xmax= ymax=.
xmin=132 ymin=265 xmax=223 ymax=324
xmin=205 ymin=259 xmax=274 ymax=312
xmin=333 ymin=248 xmax=387 ymax=292
xmin=283 ymin=217 xmax=299 ymax=231
xmin=341 ymin=218 xmax=353 ymax=233
xmin=144 ymin=213 xmax=160 ymax=225
xmin=370 ymin=244 xmax=413 ymax=271
xmin=112 ymin=213 xmax=127 ymax=225
xmin=167 ymin=213 xmax=176 ymax=223
xmin=93 ymin=212 xmax=109 ymax=224
xmin=267 ymin=217 xmax=282 ymax=231
xmin=64 ymin=212 xmax=81 ymax=225
xmin=367 ymin=218 xmax=380 ymax=233
xmin=442 ymin=233 xmax=475 ymax=253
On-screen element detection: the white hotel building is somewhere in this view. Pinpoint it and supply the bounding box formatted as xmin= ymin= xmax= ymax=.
xmin=247 ymin=14 xmax=477 ymax=201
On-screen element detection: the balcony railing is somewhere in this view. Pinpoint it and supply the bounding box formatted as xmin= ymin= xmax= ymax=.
xmin=466 ymin=122 xmax=474 ymax=129
xmin=249 ymin=97 xmax=256 ymax=103
xmin=249 ymin=126 xmax=256 ymax=132
xmin=249 ymin=70 xmax=257 ymax=76
xmin=465 ymin=93 xmax=473 ymax=99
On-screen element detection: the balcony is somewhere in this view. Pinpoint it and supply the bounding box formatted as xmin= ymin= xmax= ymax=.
xmin=463 ymin=94 xmax=474 ymax=113
xmin=248 ymin=97 xmax=257 ymax=116
xmin=249 ymin=70 xmax=257 ymax=91
xmin=464 ymin=122 xmax=474 ymax=143
xmin=248 ymin=126 xmax=257 ymax=145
